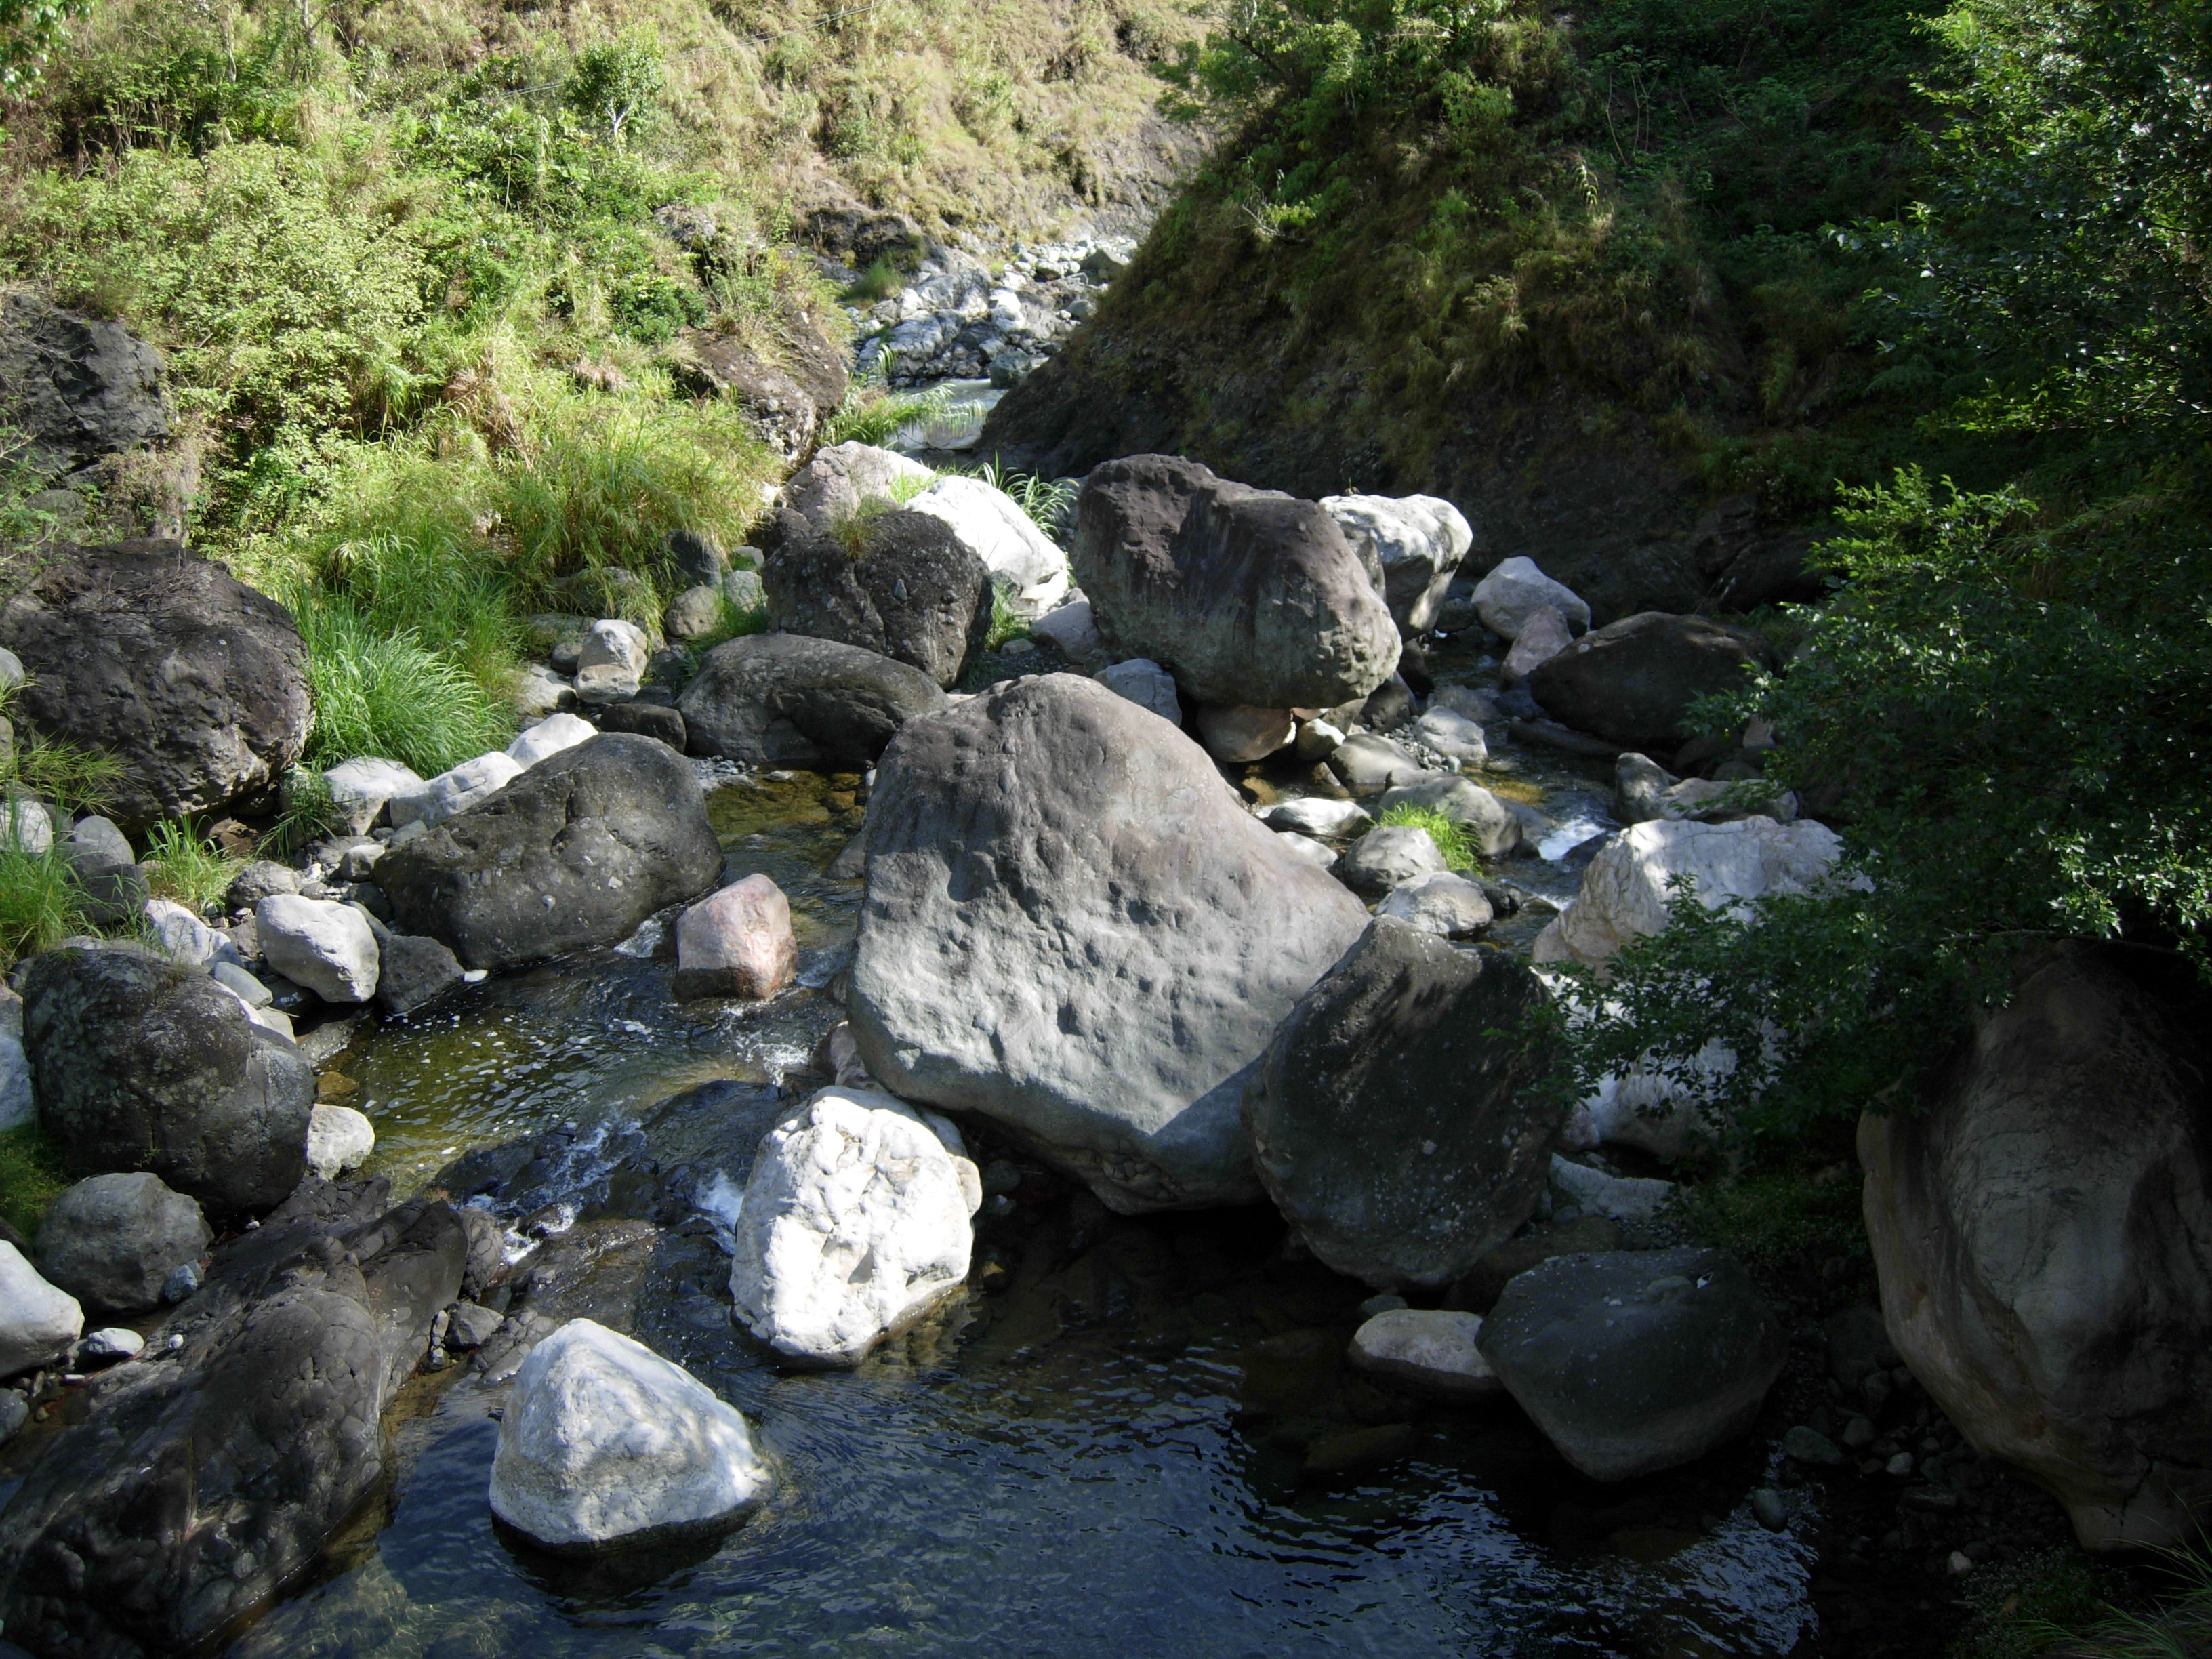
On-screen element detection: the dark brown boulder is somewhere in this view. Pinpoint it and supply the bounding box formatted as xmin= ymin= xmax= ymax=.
xmin=1527 ymin=611 xmax=1776 ymax=752
xmin=676 ymin=632 xmax=947 ymax=769
xmin=0 ymin=540 xmax=311 ymax=827
xmin=763 ymin=510 xmax=992 ymax=689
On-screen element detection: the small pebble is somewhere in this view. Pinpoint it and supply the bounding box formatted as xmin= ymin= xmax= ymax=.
xmin=1947 ymin=1550 xmax=1975 ymax=1576
xmin=1886 ymin=1452 xmax=1916 ymax=1477
xmin=1841 ymin=1416 xmax=1877 ymax=1449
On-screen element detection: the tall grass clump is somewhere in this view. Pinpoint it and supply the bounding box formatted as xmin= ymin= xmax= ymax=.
xmin=824 ymin=380 xmax=956 ymax=448
xmin=1377 ymin=803 xmax=1477 ymax=869
xmin=0 ymin=844 xmax=93 ymax=971
xmin=0 ymin=1123 xmax=72 ymax=1239
xmin=291 ymin=594 xmax=512 ymax=777
xmin=142 ymin=819 xmax=243 ymax=914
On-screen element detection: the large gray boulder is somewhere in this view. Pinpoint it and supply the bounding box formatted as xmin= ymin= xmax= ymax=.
xmin=0 ymin=1187 xmax=465 ymax=1657
xmin=1070 ymin=455 xmax=1399 ymax=708
xmin=1246 ymin=920 xmax=1565 ymax=1287
xmin=1479 ymin=1247 xmax=1786 ymax=1481
xmin=1860 ymin=945 xmax=2212 ymax=1551
xmin=375 ymin=735 xmax=723 ymax=972
xmin=0 ymin=541 xmax=312 ymax=827
xmin=850 ymin=674 xmax=1371 ymax=1212
xmin=34 ymin=1172 xmax=211 ymax=1315
xmin=678 ymin=632 xmax=947 ymax=769
xmin=763 ymin=511 xmax=993 ymax=687
xmin=490 ymin=1317 xmax=773 ymax=1553
xmin=20 ymin=945 xmax=314 ymax=1221
xmin=1528 ymin=611 xmax=1776 ymax=753
xmin=0 ymin=288 xmax=171 ymax=479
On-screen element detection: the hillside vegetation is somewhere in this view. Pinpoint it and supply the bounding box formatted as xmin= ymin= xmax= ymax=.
xmin=0 ymin=0 xmax=1197 ymax=775
xmin=987 ymin=0 xmax=1965 ymax=596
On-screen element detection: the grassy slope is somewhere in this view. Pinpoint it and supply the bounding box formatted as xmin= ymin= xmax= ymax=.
xmin=0 ymin=0 xmax=1197 ymax=775
xmin=987 ymin=0 xmax=1979 ymax=609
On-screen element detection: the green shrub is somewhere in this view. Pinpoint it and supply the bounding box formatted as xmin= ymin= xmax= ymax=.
xmin=846 ymin=258 xmax=906 ymax=303
xmin=682 ymin=589 xmax=769 ymax=657
xmin=6 ymin=142 xmax=430 ymax=462
xmin=971 ymin=459 xmax=1074 ymax=539
xmin=0 ymin=1122 xmax=71 ymax=1239
xmin=0 ymin=844 xmax=91 ymax=971
xmin=142 ymin=819 xmax=241 ymax=914
xmin=1376 ymin=804 xmax=1475 ymax=869
xmin=292 ymin=594 xmax=512 ymax=777
xmin=823 ymin=379 xmax=955 ymax=448
xmin=261 ymin=765 xmax=344 ymax=863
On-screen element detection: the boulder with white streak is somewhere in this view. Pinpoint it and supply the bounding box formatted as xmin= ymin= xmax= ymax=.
xmin=905 ymin=474 xmax=1071 ymax=615
xmin=389 ymin=751 xmax=525 ymax=830
xmin=506 ymin=712 xmax=598 ymax=770
xmin=255 ymin=895 xmax=380 ymax=1003
xmin=727 ymin=1086 xmax=981 ymax=1367
xmin=1533 ymin=817 xmax=1845 ymax=967
xmin=1471 ymin=556 xmax=1591 ymax=640
xmin=323 ymin=757 xmax=424 ymax=836
xmin=1261 ymin=797 xmax=1372 ymax=840
xmin=489 ymin=1317 xmax=772 ymax=1552
xmin=1320 ymin=493 xmax=1475 ymax=635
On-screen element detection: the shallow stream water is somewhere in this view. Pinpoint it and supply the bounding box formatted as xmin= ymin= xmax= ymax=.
xmin=224 ymin=657 xmax=1827 ymax=1659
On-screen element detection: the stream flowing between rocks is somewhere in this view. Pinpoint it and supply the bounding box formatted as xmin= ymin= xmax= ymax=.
xmin=220 ymin=643 xmax=1821 ymax=1659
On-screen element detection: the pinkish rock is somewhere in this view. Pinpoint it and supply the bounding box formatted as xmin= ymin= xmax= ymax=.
xmin=674 ymin=875 xmax=797 ymax=1000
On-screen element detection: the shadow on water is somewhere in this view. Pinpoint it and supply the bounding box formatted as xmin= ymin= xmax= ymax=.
xmin=226 ymin=760 xmax=1822 ymax=1659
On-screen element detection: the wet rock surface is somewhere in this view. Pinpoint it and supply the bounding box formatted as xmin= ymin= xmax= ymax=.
xmin=0 ymin=1183 xmax=464 ymax=1658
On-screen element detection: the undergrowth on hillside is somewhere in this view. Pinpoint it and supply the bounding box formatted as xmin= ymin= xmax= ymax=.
xmin=0 ymin=0 xmax=1193 ymax=763
xmin=1132 ymin=0 xmax=1948 ymax=504
xmin=0 ymin=1122 xmax=70 ymax=1239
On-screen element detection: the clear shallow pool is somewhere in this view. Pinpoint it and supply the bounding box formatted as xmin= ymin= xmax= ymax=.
xmin=232 ymin=734 xmax=1820 ymax=1659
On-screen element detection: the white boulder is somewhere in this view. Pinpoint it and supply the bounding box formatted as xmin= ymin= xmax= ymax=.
xmin=1 ymin=796 xmax=52 ymax=853
xmin=727 ymin=1086 xmax=981 ymax=1368
xmin=255 ymin=895 xmax=381 ymax=1003
xmin=1348 ymin=1309 xmax=1504 ymax=1401
xmin=506 ymin=712 xmax=597 ymax=770
xmin=389 ymin=750 xmax=525 ymax=830
xmin=1261 ymin=797 xmax=1372 ymax=839
xmin=574 ymin=619 xmax=649 ymax=705
xmin=489 ymin=1318 xmax=772 ymax=1552
xmin=0 ymin=1242 xmax=82 ymax=1376
xmin=1533 ymin=817 xmax=1845 ymax=967
xmin=1550 ymin=1153 xmax=1677 ymax=1222
xmin=306 ymin=1103 xmax=376 ymax=1181
xmin=1471 ymin=556 xmax=1591 ymax=640
xmin=1320 ymin=494 xmax=1475 ymax=634
xmin=143 ymin=899 xmax=240 ymax=968
xmin=905 ymin=474 xmax=1070 ymax=615
xmin=323 ymin=757 xmax=424 ymax=836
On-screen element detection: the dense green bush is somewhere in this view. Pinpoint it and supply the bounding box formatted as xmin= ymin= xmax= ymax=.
xmin=1560 ymin=0 xmax=2212 ymax=1142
